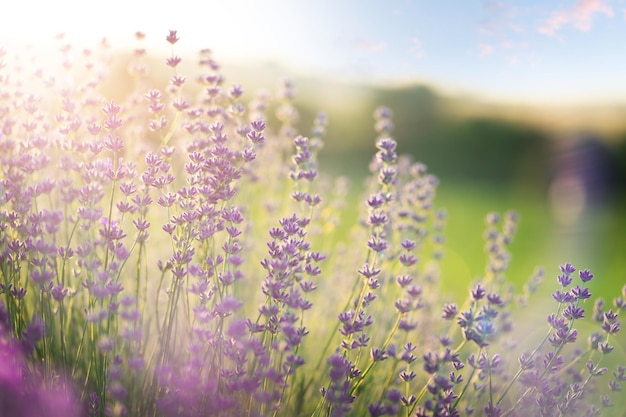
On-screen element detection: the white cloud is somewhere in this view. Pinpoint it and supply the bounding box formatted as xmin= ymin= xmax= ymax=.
xmin=478 ymin=1 xmax=521 ymax=36
xmin=354 ymin=39 xmax=388 ymax=53
xmin=539 ymin=0 xmax=614 ymax=36
xmin=409 ymin=37 xmax=425 ymax=58
xmin=478 ymin=43 xmax=494 ymax=57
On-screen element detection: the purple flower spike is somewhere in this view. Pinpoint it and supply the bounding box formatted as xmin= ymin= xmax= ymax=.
xmin=570 ymin=285 xmax=591 ymax=301
xmin=484 ymin=401 xmax=503 ymax=417
xmin=562 ymin=305 xmax=585 ymax=320
xmin=371 ymin=348 xmax=388 ymax=362
xmin=368 ymin=401 xmax=386 ymax=416
xmin=471 ymin=284 xmax=486 ymax=300
xmin=442 ymin=303 xmax=458 ymax=320
xmin=367 ymin=193 xmax=385 ymax=208
xmin=166 ymin=30 xmax=179 ymax=44
xmin=358 ymin=263 xmax=381 ymax=279
xmin=557 ymin=274 xmax=573 ymax=287
xmin=579 ymin=269 xmax=594 ymax=282
xmin=560 ymin=263 xmax=576 ymax=275
xmin=553 ymin=289 xmax=575 ymax=303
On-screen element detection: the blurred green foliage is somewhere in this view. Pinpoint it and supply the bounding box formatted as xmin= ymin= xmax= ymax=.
xmin=286 ymin=80 xmax=626 ymax=315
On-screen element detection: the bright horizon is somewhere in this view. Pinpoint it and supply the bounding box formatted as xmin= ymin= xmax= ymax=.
xmin=3 ymin=0 xmax=626 ymax=106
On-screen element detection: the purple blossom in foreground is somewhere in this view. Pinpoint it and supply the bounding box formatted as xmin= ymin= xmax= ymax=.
xmin=0 ymin=325 xmax=81 ymax=417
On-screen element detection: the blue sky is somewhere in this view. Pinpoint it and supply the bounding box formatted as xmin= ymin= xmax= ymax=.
xmin=3 ymin=0 xmax=626 ymax=105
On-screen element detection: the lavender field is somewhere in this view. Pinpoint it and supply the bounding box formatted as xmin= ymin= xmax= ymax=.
xmin=0 ymin=31 xmax=625 ymax=417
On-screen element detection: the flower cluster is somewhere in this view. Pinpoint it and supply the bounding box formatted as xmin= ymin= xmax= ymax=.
xmin=0 ymin=31 xmax=624 ymax=417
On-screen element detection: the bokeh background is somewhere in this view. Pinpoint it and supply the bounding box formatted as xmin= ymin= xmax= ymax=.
xmin=3 ymin=0 xmax=625 ymax=331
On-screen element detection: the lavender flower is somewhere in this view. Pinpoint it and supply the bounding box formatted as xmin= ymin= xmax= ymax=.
xmin=0 ymin=29 xmax=623 ymax=417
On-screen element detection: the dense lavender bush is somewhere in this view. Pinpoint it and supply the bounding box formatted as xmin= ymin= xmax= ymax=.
xmin=0 ymin=31 xmax=624 ymax=417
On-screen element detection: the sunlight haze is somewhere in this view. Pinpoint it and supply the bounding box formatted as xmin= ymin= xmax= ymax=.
xmin=3 ymin=0 xmax=626 ymax=105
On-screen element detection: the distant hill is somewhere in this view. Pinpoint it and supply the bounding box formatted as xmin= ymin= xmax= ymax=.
xmin=98 ymin=53 xmax=626 ymax=189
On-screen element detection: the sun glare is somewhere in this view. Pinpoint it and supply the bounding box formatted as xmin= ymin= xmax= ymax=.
xmin=3 ymin=1 xmax=293 ymax=60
